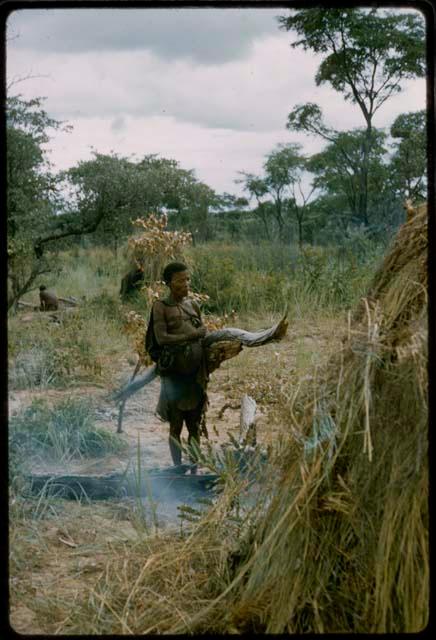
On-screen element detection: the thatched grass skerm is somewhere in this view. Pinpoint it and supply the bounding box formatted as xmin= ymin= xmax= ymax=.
xmin=221 ymin=203 xmax=428 ymax=633
xmin=9 ymin=397 xmax=128 ymax=469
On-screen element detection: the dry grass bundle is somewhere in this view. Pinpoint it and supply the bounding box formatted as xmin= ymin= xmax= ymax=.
xmin=354 ymin=201 xmax=427 ymax=330
xmin=222 ymin=203 xmax=428 ymax=633
xmin=63 ymin=474 xmax=264 ymax=635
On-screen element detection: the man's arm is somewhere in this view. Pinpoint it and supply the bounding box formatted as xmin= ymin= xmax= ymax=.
xmin=153 ymin=301 xmax=202 ymax=346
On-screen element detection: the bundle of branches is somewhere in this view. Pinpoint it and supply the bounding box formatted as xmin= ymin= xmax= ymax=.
xmin=223 ymin=203 xmax=428 ymax=633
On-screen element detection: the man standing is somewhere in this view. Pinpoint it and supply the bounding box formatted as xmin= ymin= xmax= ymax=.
xmin=150 ymin=262 xmax=208 ymax=471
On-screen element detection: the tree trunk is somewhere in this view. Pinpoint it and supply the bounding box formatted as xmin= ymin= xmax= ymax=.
xmin=257 ymin=204 xmax=271 ymax=240
xmin=274 ymin=197 xmax=285 ymax=240
xmin=239 ymin=394 xmax=257 ymax=447
xmin=297 ymin=214 xmax=304 ymax=249
xmin=358 ymin=123 xmax=372 ymax=226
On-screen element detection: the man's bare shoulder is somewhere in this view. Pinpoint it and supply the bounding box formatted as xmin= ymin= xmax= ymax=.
xmin=181 ymin=298 xmax=201 ymax=313
xmin=152 ymin=299 xmax=167 ymax=315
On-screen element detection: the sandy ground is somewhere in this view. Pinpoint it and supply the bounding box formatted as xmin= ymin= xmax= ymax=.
xmin=8 ymin=367 xmax=245 ymax=477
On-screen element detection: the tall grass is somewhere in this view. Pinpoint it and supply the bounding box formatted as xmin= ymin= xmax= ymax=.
xmin=9 ymin=239 xmax=383 ymax=392
xmin=187 ymin=240 xmax=383 ymax=316
xmin=8 ymin=217 xmax=426 ymax=633
xmin=9 ymin=396 xmax=128 ymax=474
xmin=8 ymin=304 xmax=129 ymax=390
xmin=55 ymin=246 xmax=127 ymax=299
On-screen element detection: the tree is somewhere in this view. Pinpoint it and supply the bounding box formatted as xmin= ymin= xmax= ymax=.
xmin=389 ymin=110 xmax=427 ymax=202
xmin=238 ymin=143 xmax=315 ymax=242
xmin=264 ymin=143 xmax=306 ymax=237
xmin=184 ymin=182 xmax=217 ymax=243
xmin=211 ymin=193 xmax=250 ymax=241
xmin=64 ymin=152 xmax=144 ymax=250
xmin=280 ymin=8 xmax=425 ymax=225
xmin=7 ymin=95 xmax=67 ymax=307
xmin=307 ymin=127 xmax=388 ymax=228
xmin=236 ymin=172 xmax=272 ymax=239
xmin=285 ymin=183 xmax=317 ymax=249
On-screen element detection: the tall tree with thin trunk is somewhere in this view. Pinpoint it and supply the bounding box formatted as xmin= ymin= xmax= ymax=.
xmin=280 ymin=8 xmax=425 ymax=226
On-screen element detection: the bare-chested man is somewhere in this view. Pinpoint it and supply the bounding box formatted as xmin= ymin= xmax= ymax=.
xmin=151 ymin=262 xmax=208 ymax=471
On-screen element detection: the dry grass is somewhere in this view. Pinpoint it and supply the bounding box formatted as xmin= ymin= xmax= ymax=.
xmin=220 ymin=203 xmax=429 ymax=633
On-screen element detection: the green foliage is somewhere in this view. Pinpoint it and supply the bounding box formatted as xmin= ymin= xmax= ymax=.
xmin=55 ymin=246 xmax=125 ymax=300
xmin=7 ymin=95 xmax=66 ymax=303
xmin=307 ymin=128 xmax=389 ymax=225
xmin=65 ymin=152 xmax=218 ymax=248
xmin=237 ymin=144 xmax=314 ymax=242
xmin=389 ymin=110 xmax=427 ymax=201
xmin=9 ymin=397 xmax=127 ymax=470
xmin=187 ymin=240 xmax=380 ymax=315
xmin=189 ymin=244 xmax=288 ymax=314
xmin=294 ymin=230 xmax=383 ymax=309
xmin=279 ymin=8 xmax=425 ymax=97
xmin=281 ymin=8 xmax=425 ymax=227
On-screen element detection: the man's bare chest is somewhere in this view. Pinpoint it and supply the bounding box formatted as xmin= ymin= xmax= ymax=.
xmin=164 ymin=301 xmax=199 ymax=333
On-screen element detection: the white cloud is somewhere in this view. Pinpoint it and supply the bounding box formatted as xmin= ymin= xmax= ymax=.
xmin=7 ymin=35 xmax=321 ymax=132
xmin=7 ymin=7 xmax=427 ymax=196
xmin=43 ymin=114 xmax=324 ymax=196
xmin=7 ymin=8 xmax=282 ymax=63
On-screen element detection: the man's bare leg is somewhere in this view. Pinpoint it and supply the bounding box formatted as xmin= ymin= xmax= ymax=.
xmin=186 ymin=408 xmax=202 ymax=474
xmin=169 ymin=412 xmax=183 ymax=466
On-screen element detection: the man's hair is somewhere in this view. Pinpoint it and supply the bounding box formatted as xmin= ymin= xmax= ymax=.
xmin=39 ymin=285 xmax=47 ymax=291
xmin=162 ymin=262 xmax=188 ymax=285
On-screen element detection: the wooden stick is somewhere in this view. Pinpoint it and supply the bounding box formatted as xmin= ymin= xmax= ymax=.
xmin=58 ymin=296 xmax=78 ymax=306
xmin=239 ymin=394 xmax=257 ymax=447
xmin=117 ymin=358 xmax=142 ymax=433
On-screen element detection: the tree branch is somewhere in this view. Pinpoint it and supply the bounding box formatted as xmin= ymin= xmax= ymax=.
xmin=8 ymin=261 xmax=51 ymax=311
xmin=34 ymin=200 xmax=121 ymax=258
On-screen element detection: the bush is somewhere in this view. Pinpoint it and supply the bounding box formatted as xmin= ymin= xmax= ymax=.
xmin=187 ymin=241 xmax=381 ymax=316
xmin=188 ymin=244 xmax=289 ymax=315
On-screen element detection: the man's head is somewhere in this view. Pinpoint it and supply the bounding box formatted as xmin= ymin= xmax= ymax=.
xmin=39 ymin=285 xmax=47 ymax=292
xmin=162 ymin=262 xmax=190 ymax=300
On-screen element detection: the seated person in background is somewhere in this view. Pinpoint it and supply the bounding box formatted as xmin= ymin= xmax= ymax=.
xmin=120 ymin=266 xmax=145 ymax=302
xmin=39 ymin=285 xmax=59 ymax=311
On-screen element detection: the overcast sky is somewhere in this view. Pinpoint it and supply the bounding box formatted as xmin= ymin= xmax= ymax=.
xmin=6 ymin=7 xmax=426 ymax=197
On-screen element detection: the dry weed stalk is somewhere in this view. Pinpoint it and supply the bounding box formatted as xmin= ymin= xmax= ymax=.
xmin=128 ymin=213 xmax=192 ymax=282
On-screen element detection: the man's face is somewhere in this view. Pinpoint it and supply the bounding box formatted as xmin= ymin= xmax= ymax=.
xmin=169 ymin=270 xmax=190 ymax=299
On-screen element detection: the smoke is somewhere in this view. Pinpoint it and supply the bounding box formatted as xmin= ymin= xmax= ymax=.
xmin=127 ymin=469 xmax=218 ymax=529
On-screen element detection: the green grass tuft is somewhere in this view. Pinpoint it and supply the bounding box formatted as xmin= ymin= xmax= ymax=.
xmin=9 ymin=397 xmax=128 ymax=474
